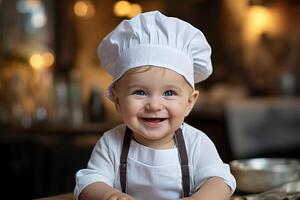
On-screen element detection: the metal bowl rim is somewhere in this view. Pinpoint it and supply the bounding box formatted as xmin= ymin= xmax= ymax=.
xmin=230 ymin=158 xmax=300 ymax=171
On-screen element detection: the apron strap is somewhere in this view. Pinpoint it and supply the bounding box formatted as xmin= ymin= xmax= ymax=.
xmin=119 ymin=127 xmax=190 ymax=197
xmin=175 ymin=128 xmax=191 ymax=197
xmin=119 ymin=127 xmax=132 ymax=193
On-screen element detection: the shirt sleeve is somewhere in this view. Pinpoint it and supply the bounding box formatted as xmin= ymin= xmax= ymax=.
xmin=73 ymin=133 xmax=117 ymax=200
xmin=192 ymin=133 xmax=236 ymax=194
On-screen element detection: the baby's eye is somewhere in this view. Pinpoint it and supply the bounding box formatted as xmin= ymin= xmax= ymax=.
xmin=163 ymin=90 xmax=176 ymax=96
xmin=133 ymin=90 xmax=146 ymax=96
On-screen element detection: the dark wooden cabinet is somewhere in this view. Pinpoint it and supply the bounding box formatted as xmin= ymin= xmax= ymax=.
xmin=0 ymin=122 xmax=116 ymax=199
xmin=0 ymin=134 xmax=94 ymax=199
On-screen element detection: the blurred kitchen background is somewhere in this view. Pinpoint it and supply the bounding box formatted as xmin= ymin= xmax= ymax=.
xmin=0 ymin=0 xmax=300 ymax=199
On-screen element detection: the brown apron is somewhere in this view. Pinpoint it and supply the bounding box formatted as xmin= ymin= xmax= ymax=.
xmin=119 ymin=127 xmax=191 ymax=198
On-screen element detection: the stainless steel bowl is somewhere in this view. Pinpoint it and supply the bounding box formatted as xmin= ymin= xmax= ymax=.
xmin=230 ymin=158 xmax=300 ymax=193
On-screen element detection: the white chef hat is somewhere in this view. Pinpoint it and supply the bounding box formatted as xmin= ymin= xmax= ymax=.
xmin=98 ymin=10 xmax=212 ymax=100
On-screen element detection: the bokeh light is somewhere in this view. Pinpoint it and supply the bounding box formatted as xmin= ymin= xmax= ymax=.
xmin=74 ymin=1 xmax=88 ymax=17
xmin=127 ymin=3 xmax=142 ymax=18
xmin=42 ymin=52 xmax=55 ymax=68
xmin=113 ymin=1 xmax=131 ymax=17
xmin=29 ymin=54 xmax=44 ymax=69
xmin=74 ymin=0 xmax=95 ymax=18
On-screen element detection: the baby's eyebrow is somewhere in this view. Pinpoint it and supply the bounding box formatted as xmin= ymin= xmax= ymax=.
xmin=164 ymin=85 xmax=183 ymax=92
xmin=126 ymin=84 xmax=143 ymax=90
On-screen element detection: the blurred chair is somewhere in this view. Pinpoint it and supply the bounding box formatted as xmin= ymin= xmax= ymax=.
xmin=225 ymin=98 xmax=300 ymax=159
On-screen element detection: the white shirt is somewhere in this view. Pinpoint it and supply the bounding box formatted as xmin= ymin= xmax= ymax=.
xmin=74 ymin=123 xmax=236 ymax=200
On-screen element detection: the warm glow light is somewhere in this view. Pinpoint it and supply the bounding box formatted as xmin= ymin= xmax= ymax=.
xmin=42 ymin=52 xmax=55 ymax=67
xmin=127 ymin=3 xmax=142 ymax=18
xmin=243 ymin=6 xmax=274 ymax=42
xmin=248 ymin=6 xmax=270 ymax=31
xmin=74 ymin=1 xmax=88 ymax=17
xmin=30 ymin=54 xmax=44 ymax=69
xmin=113 ymin=0 xmax=131 ymax=17
xmin=74 ymin=0 xmax=95 ymax=18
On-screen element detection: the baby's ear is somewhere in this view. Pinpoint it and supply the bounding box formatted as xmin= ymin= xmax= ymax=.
xmin=111 ymin=88 xmax=121 ymax=112
xmin=185 ymin=90 xmax=199 ymax=117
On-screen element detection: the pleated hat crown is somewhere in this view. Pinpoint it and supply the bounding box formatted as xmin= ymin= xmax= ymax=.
xmin=98 ymin=10 xmax=212 ymax=99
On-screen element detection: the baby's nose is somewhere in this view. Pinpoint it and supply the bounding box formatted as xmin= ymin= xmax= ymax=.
xmin=145 ymin=97 xmax=163 ymax=111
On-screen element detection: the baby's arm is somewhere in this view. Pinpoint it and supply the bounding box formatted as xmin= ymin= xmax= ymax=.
xmin=79 ymin=182 xmax=135 ymax=200
xmin=181 ymin=177 xmax=231 ymax=200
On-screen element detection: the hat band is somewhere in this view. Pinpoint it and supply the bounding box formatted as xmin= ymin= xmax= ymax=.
xmin=114 ymin=44 xmax=195 ymax=89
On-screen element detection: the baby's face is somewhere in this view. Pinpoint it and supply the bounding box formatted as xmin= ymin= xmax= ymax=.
xmin=112 ymin=66 xmax=199 ymax=149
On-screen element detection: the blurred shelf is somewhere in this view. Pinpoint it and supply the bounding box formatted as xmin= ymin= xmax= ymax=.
xmin=0 ymin=120 xmax=120 ymax=136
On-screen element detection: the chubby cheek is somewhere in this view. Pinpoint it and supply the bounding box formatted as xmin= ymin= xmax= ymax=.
xmin=119 ymin=99 xmax=141 ymax=118
xmin=167 ymin=101 xmax=189 ymax=119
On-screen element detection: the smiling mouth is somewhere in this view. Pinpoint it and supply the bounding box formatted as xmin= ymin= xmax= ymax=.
xmin=140 ymin=118 xmax=167 ymax=123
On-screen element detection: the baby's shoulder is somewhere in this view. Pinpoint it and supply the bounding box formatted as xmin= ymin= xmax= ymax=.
xmin=182 ymin=123 xmax=209 ymax=145
xmin=101 ymin=123 xmax=126 ymax=144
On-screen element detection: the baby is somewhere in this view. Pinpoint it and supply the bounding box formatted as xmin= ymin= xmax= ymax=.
xmin=74 ymin=11 xmax=236 ymax=200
